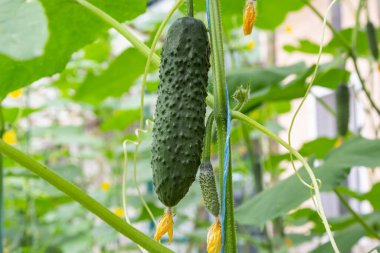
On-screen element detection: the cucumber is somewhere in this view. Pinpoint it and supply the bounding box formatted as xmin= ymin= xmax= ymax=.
xmin=336 ymin=84 xmax=350 ymax=136
xmin=366 ymin=21 xmax=379 ymax=60
xmin=199 ymin=161 xmax=220 ymax=217
xmin=152 ymin=17 xmax=210 ymax=207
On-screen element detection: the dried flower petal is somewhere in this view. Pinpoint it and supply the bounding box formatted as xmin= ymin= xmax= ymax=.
xmin=243 ymin=0 xmax=256 ymax=36
xmin=207 ymin=219 xmax=222 ymax=253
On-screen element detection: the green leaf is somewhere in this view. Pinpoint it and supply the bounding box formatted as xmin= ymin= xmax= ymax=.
xmin=0 ymin=0 xmax=146 ymax=99
xmin=235 ymin=137 xmax=380 ymax=227
xmin=226 ymin=63 xmax=307 ymax=94
xmin=283 ymin=39 xmax=320 ymax=54
xmin=75 ymin=48 xmax=152 ymax=104
xmin=100 ymin=109 xmax=140 ymax=131
xmin=0 ymin=0 xmax=48 ymax=60
xmin=299 ymin=137 xmax=337 ymax=159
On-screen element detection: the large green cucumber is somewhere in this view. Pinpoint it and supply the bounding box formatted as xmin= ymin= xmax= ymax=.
xmin=336 ymin=84 xmax=350 ymax=136
xmin=152 ymin=17 xmax=210 ymax=207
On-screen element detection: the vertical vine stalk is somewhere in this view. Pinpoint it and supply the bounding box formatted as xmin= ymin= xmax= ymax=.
xmin=208 ymin=0 xmax=237 ymax=251
xmin=0 ymin=104 xmax=4 ymax=252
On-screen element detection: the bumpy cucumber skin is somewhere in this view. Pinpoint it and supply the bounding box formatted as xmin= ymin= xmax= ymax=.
xmin=336 ymin=84 xmax=350 ymax=136
xmin=366 ymin=21 xmax=379 ymax=60
xmin=199 ymin=162 xmax=220 ymax=217
xmin=152 ymin=17 xmax=210 ymax=207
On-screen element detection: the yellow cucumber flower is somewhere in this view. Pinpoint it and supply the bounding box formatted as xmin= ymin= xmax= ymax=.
xmin=154 ymin=210 xmax=174 ymax=244
xmin=113 ymin=207 xmax=124 ymax=218
xmin=207 ymin=218 xmax=222 ymax=253
xmin=101 ymin=181 xmax=111 ymax=192
xmin=2 ymin=129 xmax=17 ymax=145
xmin=8 ymin=89 xmax=23 ymax=99
xmin=243 ymin=0 xmax=256 ymax=36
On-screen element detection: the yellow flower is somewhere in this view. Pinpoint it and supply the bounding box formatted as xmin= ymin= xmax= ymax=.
xmin=101 ymin=181 xmax=111 ymax=192
xmin=207 ymin=219 xmax=222 ymax=253
xmin=335 ymin=137 xmax=343 ymax=147
xmin=247 ymin=41 xmax=255 ymax=50
xmin=285 ymin=24 xmax=293 ymax=33
xmin=8 ymin=89 xmax=23 ymax=99
xmin=243 ymin=0 xmax=256 ymax=36
xmin=113 ymin=207 xmax=124 ymax=218
xmin=285 ymin=237 xmax=293 ymax=247
xmin=2 ymin=129 xmax=17 ymax=145
xmin=154 ymin=211 xmax=174 ymax=244
xmin=239 ymin=146 xmax=247 ymax=155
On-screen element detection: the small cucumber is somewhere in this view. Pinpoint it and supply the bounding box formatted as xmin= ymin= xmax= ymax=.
xmin=199 ymin=161 xmax=220 ymax=217
xmin=336 ymin=84 xmax=350 ymax=136
xmin=366 ymin=21 xmax=379 ymax=60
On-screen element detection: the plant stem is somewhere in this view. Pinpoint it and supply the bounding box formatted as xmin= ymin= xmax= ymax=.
xmin=0 ymin=104 xmax=4 ymax=252
xmin=75 ymin=0 xmax=160 ymax=67
xmin=351 ymin=56 xmax=380 ymax=115
xmin=0 ymin=140 xmax=173 ymax=253
xmin=208 ymin=0 xmax=237 ymax=251
xmin=335 ymin=188 xmax=380 ymax=240
xmin=232 ymin=111 xmax=340 ymax=253
xmin=187 ymin=0 xmax=194 ymax=17
xmin=311 ymin=92 xmax=337 ymax=117
xmin=202 ymin=113 xmax=214 ymax=162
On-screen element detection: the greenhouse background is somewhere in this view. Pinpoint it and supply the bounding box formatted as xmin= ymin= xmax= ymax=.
xmin=0 ymin=0 xmax=380 ymax=252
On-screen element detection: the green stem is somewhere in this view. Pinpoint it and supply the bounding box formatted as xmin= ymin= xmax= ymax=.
xmin=351 ymin=56 xmax=380 ymax=115
xmin=335 ymin=188 xmax=380 ymax=240
xmin=0 ymin=140 xmax=173 ymax=253
xmin=187 ymin=0 xmax=193 ymax=17
xmin=75 ymin=0 xmax=160 ymax=67
xmin=232 ymin=111 xmax=340 ymax=253
xmin=202 ymin=113 xmax=214 ymax=162
xmin=209 ymin=0 xmax=237 ymax=251
xmin=0 ymin=104 xmax=4 ymax=252
xmin=311 ymin=92 xmax=337 ymax=117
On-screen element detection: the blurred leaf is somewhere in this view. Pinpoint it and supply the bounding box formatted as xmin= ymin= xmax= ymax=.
xmin=299 ymin=137 xmax=337 ymax=159
xmin=0 ymin=0 xmax=48 ymax=60
xmin=134 ymin=201 xmax=164 ymax=222
xmin=226 ymin=62 xmax=307 ymax=95
xmin=311 ymin=212 xmax=380 ymax=253
xmin=0 ymin=0 xmax=147 ymax=99
xmin=235 ymin=137 xmax=380 ymax=227
xmin=2 ymin=107 xmax=40 ymax=123
xmin=100 ymin=109 xmax=140 ymax=131
xmin=83 ymin=38 xmax=111 ymax=62
xmin=75 ymin=48 xmax=153 ymax=104
xmin=284 ymin=28 xmax=372 ymax=58
xmin=314 ymin=68 xmax=350 ymax=89
xmin=283 ymin=39 xmax=320 ymax=54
